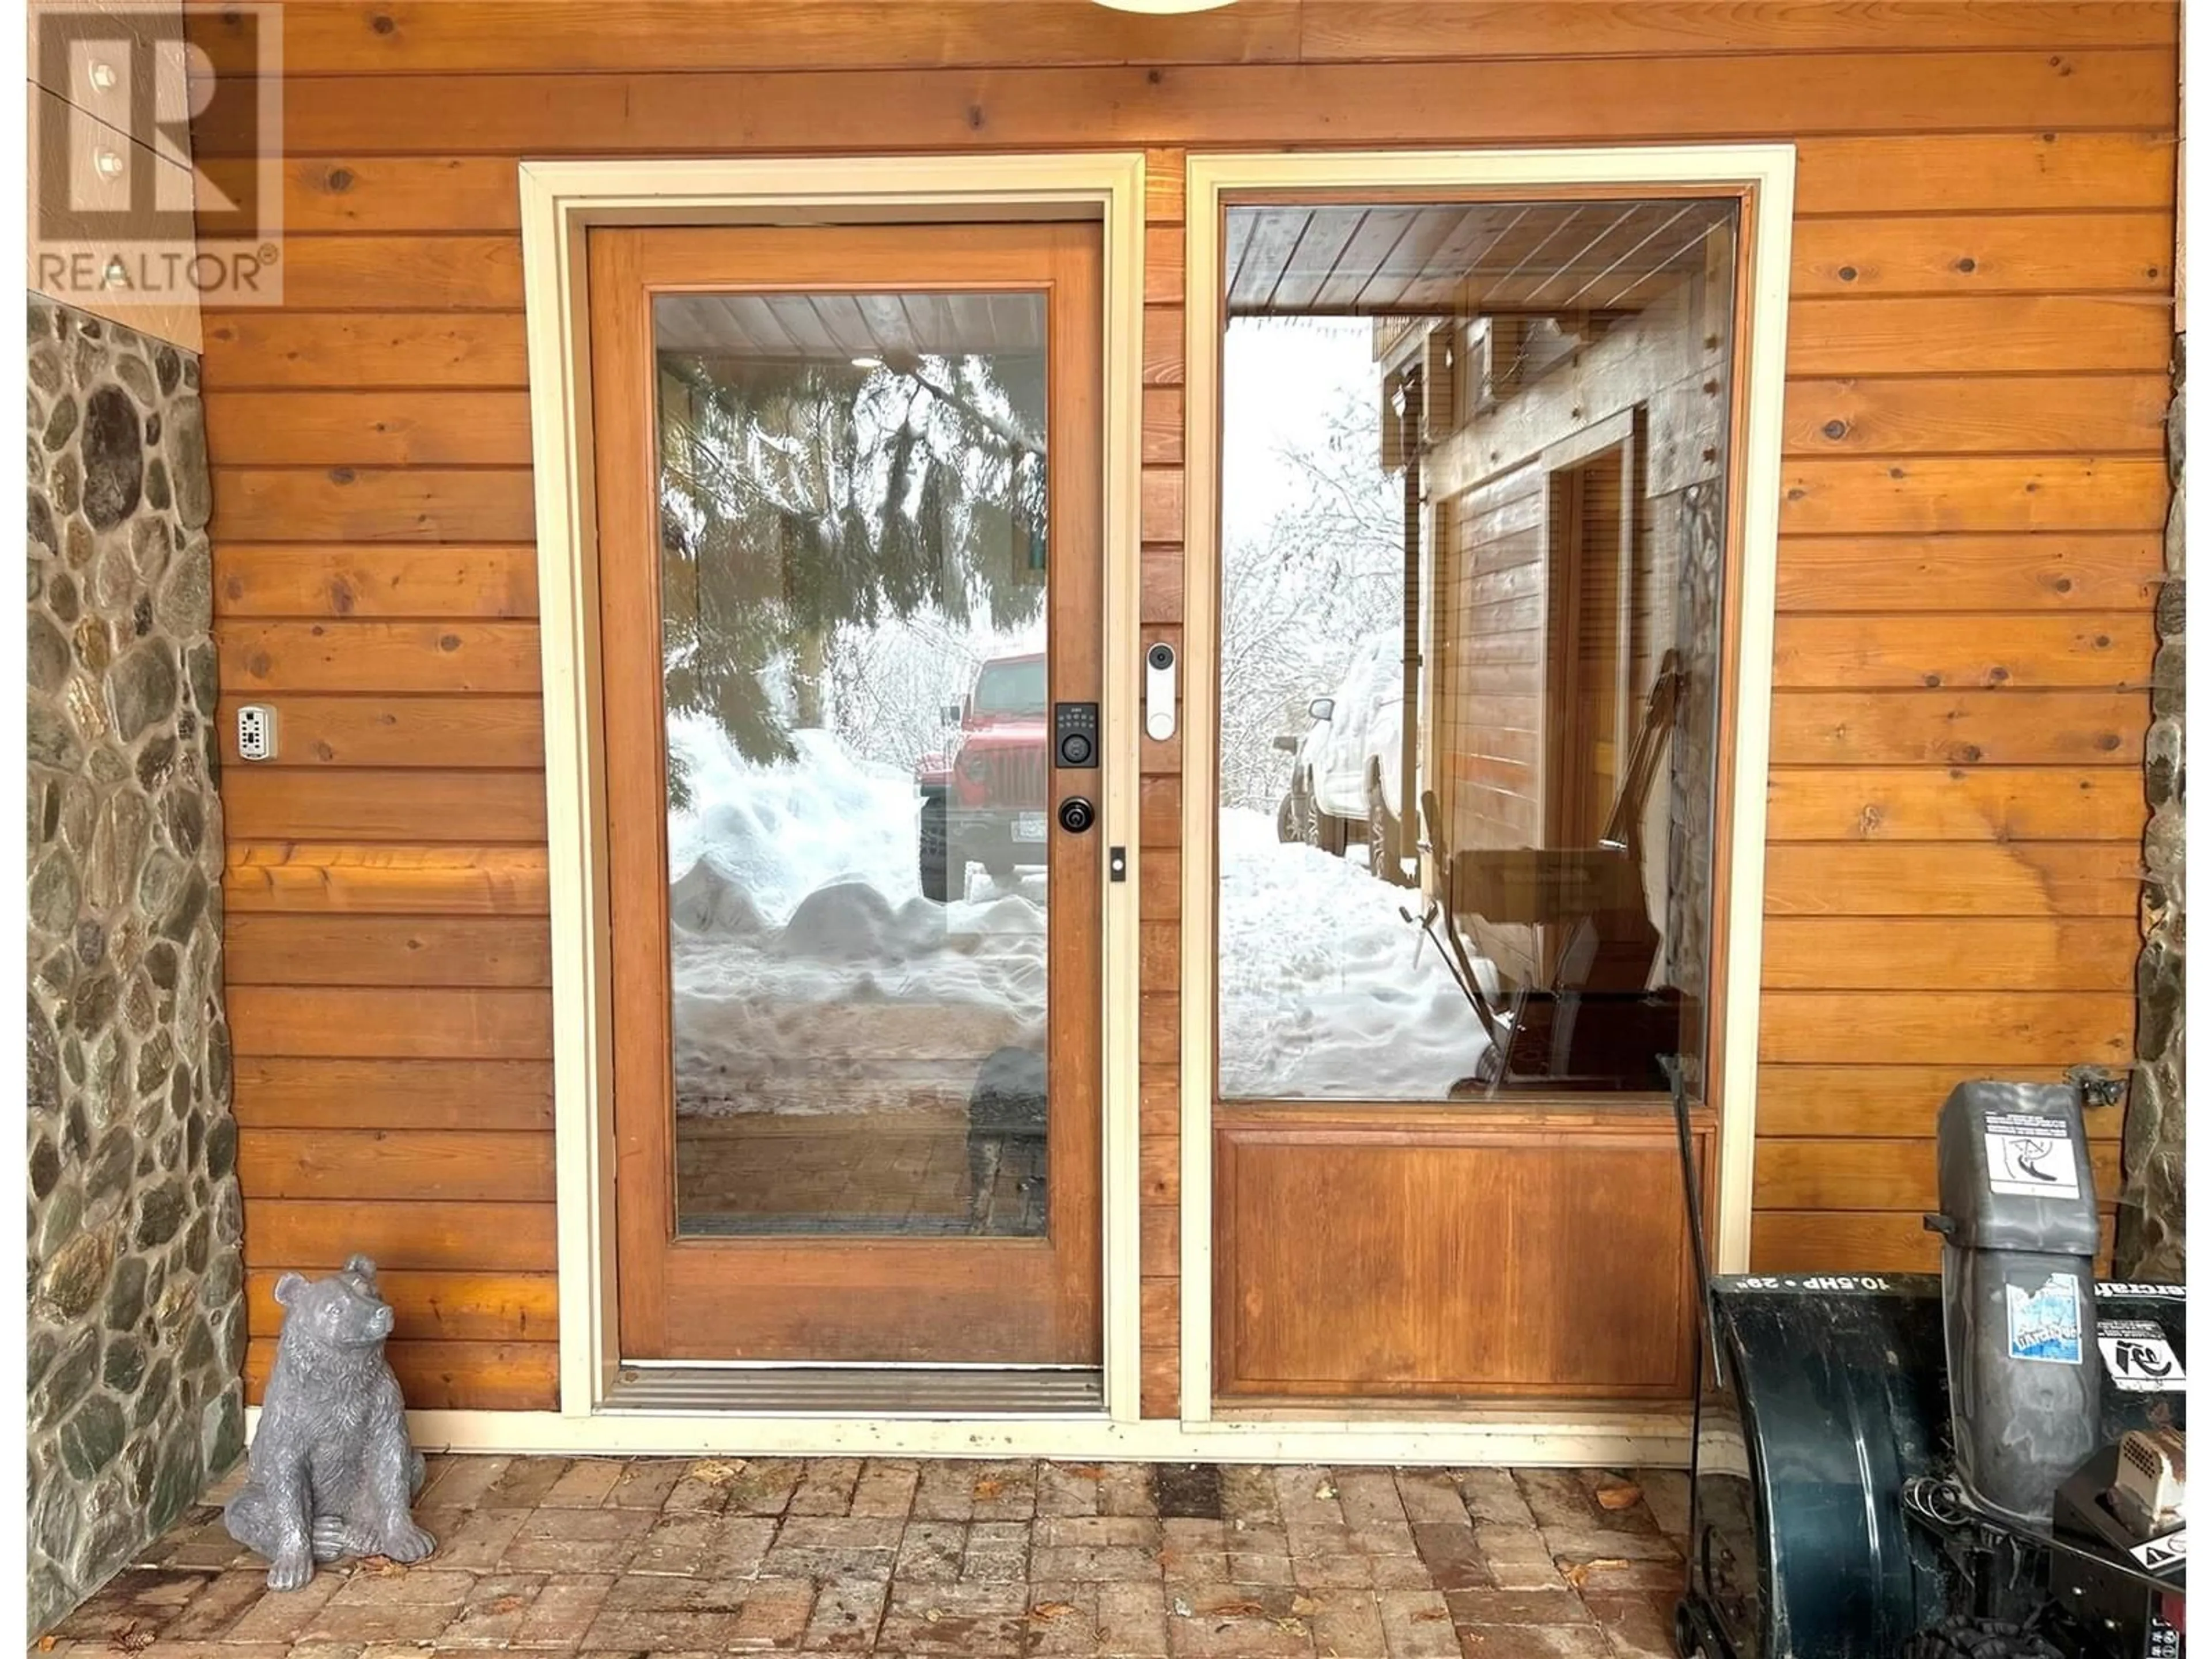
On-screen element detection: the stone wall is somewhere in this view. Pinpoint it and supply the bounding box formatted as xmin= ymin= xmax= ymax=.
xmin=26 ymin=296 xmax=243 ymax=1631
xmin=2117 ymin=340 xmax=2186 ymax=1282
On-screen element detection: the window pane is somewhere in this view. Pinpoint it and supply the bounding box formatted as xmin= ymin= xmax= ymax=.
xmin=653 ymin=290 xmax=1055 ymax=1233
xmin=1216 ymin=199 xmax=1739 ymax=1102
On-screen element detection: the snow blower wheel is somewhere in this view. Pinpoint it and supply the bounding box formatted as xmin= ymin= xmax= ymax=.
xmin=1900 ymin=1614 xmax=2069 ymax=1659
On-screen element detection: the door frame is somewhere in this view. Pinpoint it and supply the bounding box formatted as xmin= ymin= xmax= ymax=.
xmin=1177 ymin=146 xmax=1796 ymax=1421
xmin=519 ymin=154 xmax=1149 ymax=1420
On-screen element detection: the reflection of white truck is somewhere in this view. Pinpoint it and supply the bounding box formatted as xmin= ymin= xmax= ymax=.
xmin=1276 ymin=632 xmax=1412 ymax=884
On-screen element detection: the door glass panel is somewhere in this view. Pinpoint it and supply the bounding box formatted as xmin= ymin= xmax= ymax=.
xmin=652 ymin=290 xmax=1051 ymax=1237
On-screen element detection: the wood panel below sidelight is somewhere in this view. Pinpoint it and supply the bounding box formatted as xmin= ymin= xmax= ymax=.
xmin=1213 ymin=1112 xmax=1710 ymax=1402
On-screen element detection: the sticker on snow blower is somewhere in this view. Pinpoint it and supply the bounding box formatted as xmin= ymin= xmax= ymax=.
xmin=1983 ymin=1112 xmax=2080 ymax=1199
xmin=2007 ymin=1273 xmax=2085 ymax=1365
xmin=2099 ymin=1320 xmax=2187 ymax=1392
xmin=2131 ymin=1529 xmax=2186 ymax=1574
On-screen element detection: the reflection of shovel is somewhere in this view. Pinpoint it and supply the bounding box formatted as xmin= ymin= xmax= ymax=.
xmin=2010 ymin=1138 xmax=2060 ymax=1183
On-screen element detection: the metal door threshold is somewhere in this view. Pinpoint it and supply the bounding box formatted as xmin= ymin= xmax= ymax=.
xmin=601 ymin=1365 xmax=1105 ymax=1418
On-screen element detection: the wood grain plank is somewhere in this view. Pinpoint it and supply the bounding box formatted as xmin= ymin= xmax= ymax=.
xmin=1774 ymin=532 xmax=2162 ymax=611
xmin=207 ymin=157 xmax=530 ymax=233
xmin=1763 ymin=766 xmax=2147 ymax=842
xmin=232 ymin=1058 xmax=553 ymax=1131
xmin=1297 ymin=2 xmax=2177 ymax=58
xmin=1144 ymin=306 xmax=1183 ymax=387
xmin=245 ymin=1337 xmax=557 ymax=1411
xmin=1778 ymin=457 xmax=2167 ymax=535
xmin=226 ymin=916 xmax=553 ymax=987
xmin=225 ymin=843 xmax=552 ymax=914
xmin=1793 ymin=132 xmax=2178 ymax=215
xmin=1759 ymin=917 xmax=2140 ymax=990
xmin=1772 ymin=612 xmax=2153 ymax=690
xmin=215 ymin=544 xmax=540 ymax=619
xmin=1782 ymin=375 xmax=2166 ymax=457
xmin=1764 ymin=842 xmax=2143 ymax=918
xmin=198 ymin=0 xmax=1303 ymax=75
xmin=246 ymin=1269 xmax=558 ymax=1344
xmin=1758 ymin=990 xmax=2133 ymax=1064
xmin=1791 ymin=211 xmax=2171 ymax=297
xmin=221 ymin=769 xmax=549 ymax=843
xmin=231 ymin=696 xmax=547 ymax=768
xmin=200 ymin=313 xmax=528 ymax=390
xmin=1142 ymin=387 xmax=1183 ymax=466
xmin=1767 ymin=690 xmax=2146 ymax=766
xmin=1756 ymin=1064 xmax=2126 ymax=1140
xmin=192 ymin=53 xmax=2177 ymax=156
xmin=243 ymin=1199 xmax=556 ymax=1271
xmin=210 ymin=468 xmax=536 ymax=543
xmin=228 ymin=986 xmax=552 ymax=1059
xmin=1786 ymin=296 xmax=2172 ymax=376
xmin=1147 ymin=147 xmax=1185 ymax=226
xmin=1752 ymin=1209 xmax=2115 ymax=1275
xmin=203 ymin=392 xmax=535 ymax=467
xmin=208 ymin=236 xmax=524 ymax=311
xmin=219 ymin=620 xmax=542 ymax=694
xmin=1141 ymin=467 xmax=1184 ymax=545
xmin=238 ymin=1127 xmax=556 ymax=1202
xmin=1755 ymin=1135 xmax=2124 ymax=1213
xmin=1141 ymin=1206 xmax=1180 ymax=1281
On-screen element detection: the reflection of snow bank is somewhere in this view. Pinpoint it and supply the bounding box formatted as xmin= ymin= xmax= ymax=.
xmin=1217 ymin=808 xmax=1488 ymax=1099
xmin=666 ymin=719 xmax=1044 ymax=1117
xmin=663 ymin=722 xmax=1485 ymax=1113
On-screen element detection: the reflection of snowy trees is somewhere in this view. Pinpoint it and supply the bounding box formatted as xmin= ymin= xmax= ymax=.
xmin=658 ymin=347 xmax=1048 ymax=793
xmin=1219 ymin=385 xmax=1405 ymax=811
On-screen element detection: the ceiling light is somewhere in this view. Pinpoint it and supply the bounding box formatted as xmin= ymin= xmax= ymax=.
xmin=1092 ymin=0 xmax=1237 ymax=11
xmin=851 ymin=355 xmax=883 ymax=369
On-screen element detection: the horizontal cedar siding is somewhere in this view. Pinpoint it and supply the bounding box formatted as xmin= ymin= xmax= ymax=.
xmin=192 ymin=1 xmax=2176 ymax=1410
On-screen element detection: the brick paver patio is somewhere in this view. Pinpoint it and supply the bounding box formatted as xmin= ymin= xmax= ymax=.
xmin=35 ymin=1456 xmax=1690 ymax=1657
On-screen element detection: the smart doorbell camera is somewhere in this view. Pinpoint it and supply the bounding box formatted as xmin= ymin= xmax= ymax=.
xmin=1145 ymin=642 xmax=1177 ymax=742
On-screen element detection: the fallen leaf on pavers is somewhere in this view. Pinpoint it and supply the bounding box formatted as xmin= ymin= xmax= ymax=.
xmin=358 ymin=1556 xmax=407 ymax=1578
xmin=972 ymin=1476 xmax=1006 ymax=1499
xmin=1275 ymin=1617 xmax=1309 ymax=1634
xmin=1415 ymin=1609 xmax=1450 ymax=1622
xmin=691 ymin=1459 xmax=743 ymax=1485
xmin=1059 ymin=1464 xmax=1104 ymax=1479
xmin=925 ymin=1608 xmax=945 ymax=1623
xmin=1207 ymin=1599 xmax=1268 ymax=1617
xmin=1560 ymin=1558 xmax=1631 ymax=1589
xmin=38 ymin=1636 xmax=56 ymax=1651
xmin=1314 ymin=1480 xmax=1338 ymax=1499
xmin=1028 ymin=1602 xmax=1080 ymax=1623
xmin=1290 ymin=1595 xmax=1323 ymax=1616
xmin=1172 ymin=1597 xmax=1195 ymax=1618
xmin=1594 ymin=1480 xmax=1643 ymax=1512
xmin=487 ymin=1596 xmax=527 ymax=1615
xmin=107 ymin=1624 xmax=153 ymax=1654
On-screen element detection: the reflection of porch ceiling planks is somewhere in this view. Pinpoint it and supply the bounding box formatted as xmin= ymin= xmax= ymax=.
xmin=1226 ymin=199 xmax=1733 ymax=318
xmin=1268 ymin=206 xmax=1371 ymax=312
xmin=653 ymin=291 xmax=1047 ymax=360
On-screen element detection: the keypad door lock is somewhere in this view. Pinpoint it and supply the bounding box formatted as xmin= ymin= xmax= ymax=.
xmin=1058 ymin=797 xmax=1096 ymax=835
xmin=1055 ymin=701 xmax=1100 ymax=768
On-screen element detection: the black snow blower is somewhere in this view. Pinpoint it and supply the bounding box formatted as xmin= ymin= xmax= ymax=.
xmin=1672 ymin=1076 xmax=2187 ymax=1659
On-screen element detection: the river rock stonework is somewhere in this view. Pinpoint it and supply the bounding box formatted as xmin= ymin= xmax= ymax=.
xmin=2118 ymin=342 xmax=2186 ymax=1282
xmin=26 ymin=297 xmax=243 ymax=1633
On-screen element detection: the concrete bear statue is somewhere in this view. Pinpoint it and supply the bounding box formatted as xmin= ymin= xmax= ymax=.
xmin=222 ymin=1255 xmax=434 ymax=1590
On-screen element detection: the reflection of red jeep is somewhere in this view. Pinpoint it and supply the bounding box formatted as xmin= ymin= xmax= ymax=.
xmin=916 ymin=652 xmax=1049 ymax=902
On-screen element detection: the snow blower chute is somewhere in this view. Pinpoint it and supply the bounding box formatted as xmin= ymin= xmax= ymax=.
xmin=1671 ymin=1078 xmax=2186 ymax=1659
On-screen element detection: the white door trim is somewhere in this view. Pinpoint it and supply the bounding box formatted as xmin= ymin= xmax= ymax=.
xmin=1178 ymin=146 xmax=1797 ymax=1422
xmin=517 ymin=153 xmax=1149 ymax=1421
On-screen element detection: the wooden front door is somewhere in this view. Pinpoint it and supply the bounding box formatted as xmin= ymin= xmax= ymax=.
xmin=588 ymin=222 xmax=1104 ymax=1366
